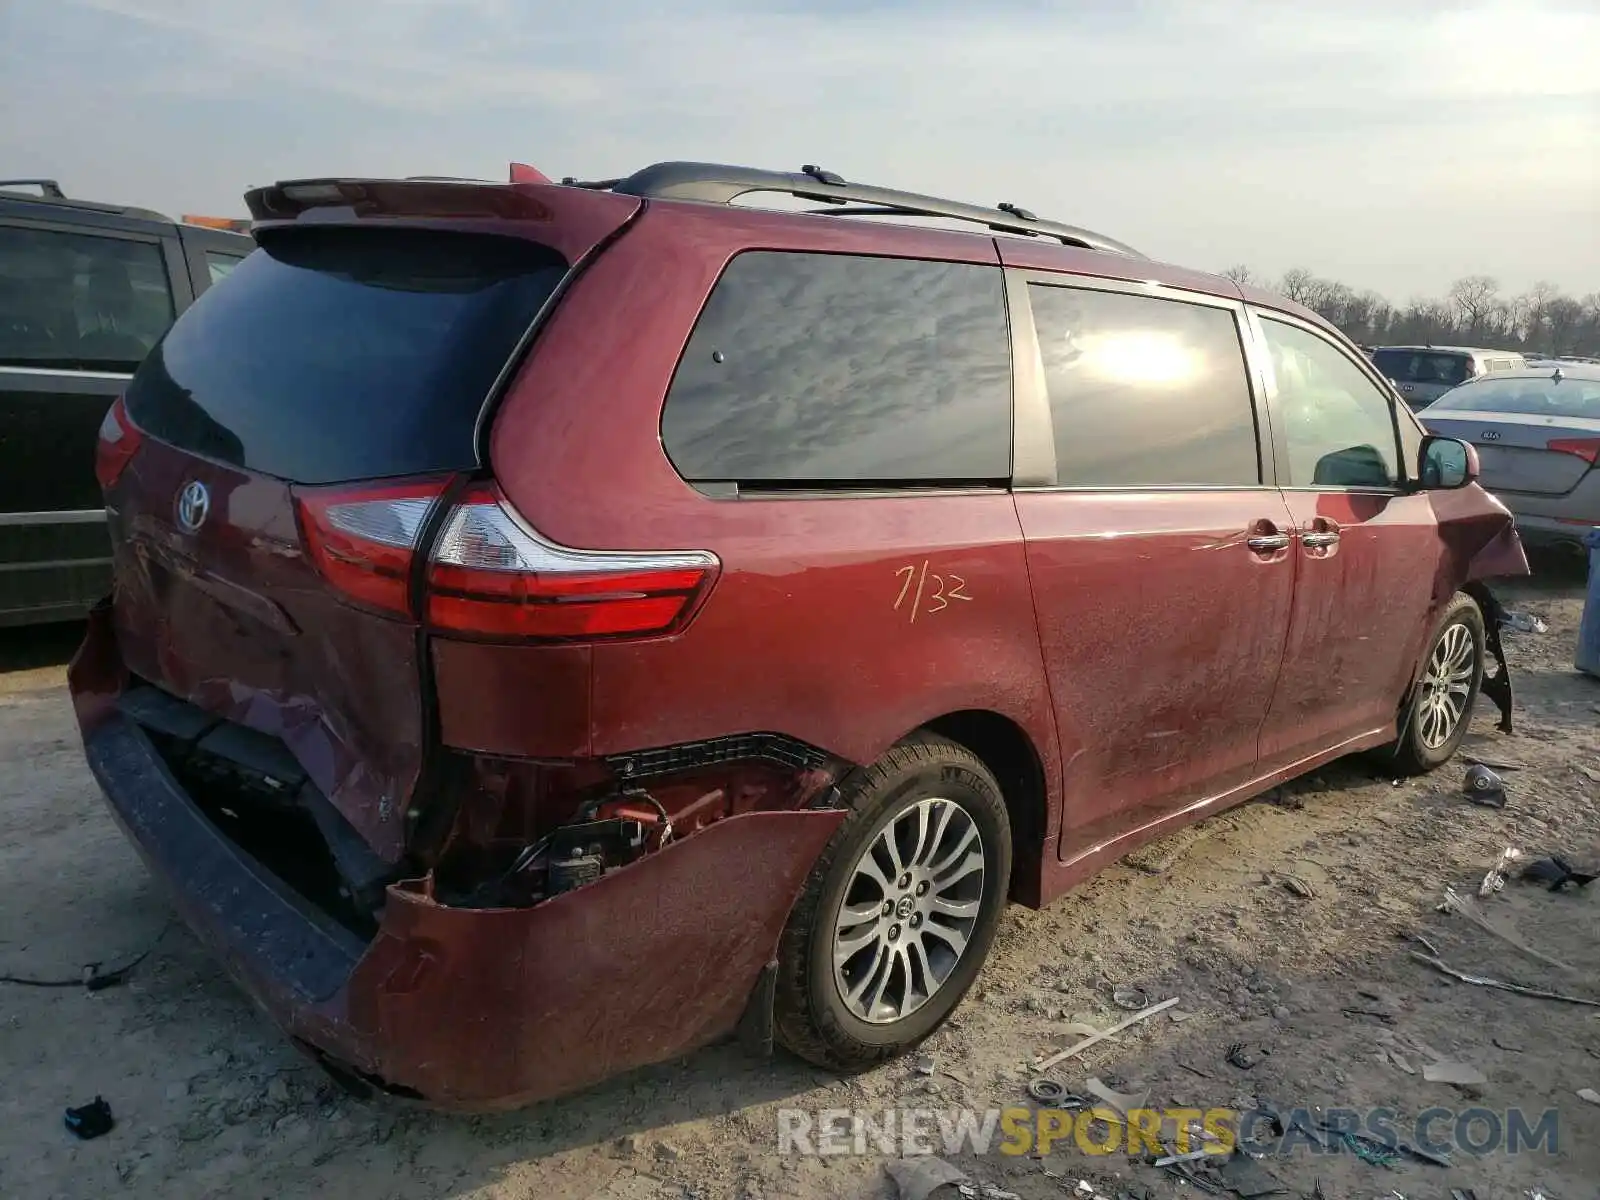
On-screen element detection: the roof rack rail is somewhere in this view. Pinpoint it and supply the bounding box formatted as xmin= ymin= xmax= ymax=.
xmin=0 ymin=178 xmax=66 ymax=199
xmin=603 ymin=162 xmax=1141 ymax=256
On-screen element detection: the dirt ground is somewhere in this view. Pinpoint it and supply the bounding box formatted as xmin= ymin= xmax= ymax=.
xmin=3 ymin=563 xmax=1598 ymax=1200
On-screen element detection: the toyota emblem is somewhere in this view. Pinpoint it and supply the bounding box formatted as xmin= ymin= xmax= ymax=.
xmin=175 ymin=480 xmax=211 ymax=532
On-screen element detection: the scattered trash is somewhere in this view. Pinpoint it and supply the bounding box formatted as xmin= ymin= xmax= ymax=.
xmin=1411 ymin=951 xmax=1600 ymax=1005
xmin=1084 ymin=1076 xmax=1148 ymax=1122
xmin=1443 ymin=886 xmax=1573 ymax=971
xmin=1390 ymin=1051 xmax=1417 ymax=1074
xmin=1033 ymin=996 xmax=1180 ymax=1072
xmin=980 ymin=1187 xmax=1020 ymax=1200
xmin=1577 ymin=1088 xmax=1600 ymax=1105
xmin=914 ymin=1055 xmax=936 ymax=1076
xmin=1177 ymin=1060 xmax=1213 ymax=1079
xmin=1060 ymin=1021 xmax=1116 ymax=1040
xmin=1480 ymin=847 xmax=1524 ymax=897
xmin=1423 ymin=1060 xmax=1488 ymax=1087
xmin=1026 ymin=1077 xmax=1088 ymax=1108
xmin=1521 ymin=856 xmax=1598 ymax=892
xmin=942 ymin=1070 xmax=971 ymax=1087
xmin=1410 ymin=931 xmax=1441 ymax=957
xmin=1270 ymin=871 xmax=1315 ymax=899
xmin=1574 ymin=765 xmax=1600 ymax=785
xmin=1463 ymin=754 xmax=1524 ymax=772
xmin=1154 ymin=1148 xmax=1213 ymax=1167
xmin=2 ymin=924 xmax=171 ymax=992
xmin=63 ymin=1096 xmax=115 ymax=1140
xmin=1218 ymin=1150 xmax=1287 ymax=1197
xmin=885 ymin=1156 xmax=967 ymax=1200
xmin=1450 ymin=1190 xmax=1478 ymax=1200
xmin=1169 ymin=1009 xmax=1195 ymax=1023
xmin=1500 ymin=611 xmax=1548 ymax=634
xmin=1492 ymin=1036 xmax=1524 ymax=1052
xmin=1225 ymin=1043 xmax=1258 ymax=1070
xmin=1111 ymin=983 xmax=1149 ymax=1011
xmin=1461 ymin=764 xmax=1507 ymax=808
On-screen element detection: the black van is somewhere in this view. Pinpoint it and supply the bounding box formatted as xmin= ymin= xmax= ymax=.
xmin=0 ymin=180 xmax=251 ymax=626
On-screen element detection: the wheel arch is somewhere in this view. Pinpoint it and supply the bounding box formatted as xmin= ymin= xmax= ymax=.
xmin=919 ymin=709 xmax=1052 ymax=907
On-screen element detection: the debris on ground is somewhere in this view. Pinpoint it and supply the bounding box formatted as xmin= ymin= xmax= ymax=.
xmin=1225 ymin=1043 xmax=1259 ymax=1070
xmin=914 ymin=1054 xmax=936 ymax=1076
xmin=1422 ymin=1059 xmax=1488 ymax=1087
xmin=1577 ymin=1088 xmax=1600 ymax=1105
xmin=1410 ymin=951 xmax=1600 ymax=1007
xmin=1480 ymin=847 xmax=1524 ymax=897
xmin=885 ymin=1156 xmax=967 ymax=1200
xmin=1442 ymin=886 xmax=1574 ymax=971
xmin=1 ymin=923 xmax=170 ymax=992
xmin=1033 ymin=997 xmax=1180 ymax=1072
xmin=1218 ymin=1149 xmax=1288 ymax=1197
xmin=1111 ymin=983 xmax=1149 ymax=1010
xmin=1501 ymin=610 xmax=1549 ymax=634
xmin=63 ymin=1096 xmax=115 ymax=1140
xmin=1027 ymin=1077 xmax=1088 ymax=1108
xmin=1520 ymin=856 xmax=1599 ymax=891
xmin=1574 ymin=765 xmax=1600 ymax=786
xmin=1461 ymin=764 xmax=1508 ymax=808
xmin=1084 ymin=1075 xmax=1148 ymax=1121
xmin=1268 ymin=871 xmax=1315 ymax=899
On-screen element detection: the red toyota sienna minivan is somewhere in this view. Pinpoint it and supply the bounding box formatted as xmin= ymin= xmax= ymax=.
xmin=72 ymin=162 xmax=1528 ymax=1110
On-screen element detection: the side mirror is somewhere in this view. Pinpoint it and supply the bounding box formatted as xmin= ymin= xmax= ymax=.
xmin=1419 ymin=436 xmax=1479 ymax=490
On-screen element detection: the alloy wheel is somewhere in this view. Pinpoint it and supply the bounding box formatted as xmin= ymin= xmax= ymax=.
xmin=1418 ymin=621 xmax=1476 ymax=750
xmin=831 ymin=797 xmax=985 ymax=1025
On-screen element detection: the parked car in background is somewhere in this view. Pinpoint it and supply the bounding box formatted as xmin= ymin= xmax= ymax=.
xmin=72 ymin=161 xmax=1526 ymax=1110
xmin=0 ymin=180 xmax=251 ymax=626
xmin=1422 ymin=363 xmax=1600 ymax=555
xmin=1371 ymin=345 xmax=1526 ymax=411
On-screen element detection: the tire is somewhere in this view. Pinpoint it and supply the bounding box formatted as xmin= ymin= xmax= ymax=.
xmin=773 ymin=734 xmax=1012 ymax=1072
xmin=1390 ymin=591 xmax=1486 ymax=775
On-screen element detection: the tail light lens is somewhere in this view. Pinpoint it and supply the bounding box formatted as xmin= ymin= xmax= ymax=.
xmin=1547 ymin=438 xmax=1600 ymax=465
xmin=295 ymin=480 xmax=719 ymax=641
xmin=427 ymin=484 xmax=717 ymax=640
xmin=94 ymin=396 xmax=144 ymax=491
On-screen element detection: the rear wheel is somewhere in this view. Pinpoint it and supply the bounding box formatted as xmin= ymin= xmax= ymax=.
xmin=773 ymin=735 xmax=1011 ymax=1071
xmin=1391 ymin=592 xmax=1486 ymax=775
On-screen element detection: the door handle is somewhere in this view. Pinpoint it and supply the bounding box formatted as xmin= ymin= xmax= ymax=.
xmin=1300 ymin=531 xmax=1340 ymax=548
xmin=1246 ymin=532 xmax=1292 ymax=552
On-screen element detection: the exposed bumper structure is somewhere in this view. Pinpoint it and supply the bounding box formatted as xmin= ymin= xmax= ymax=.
xmin=71 ymin=604 xmax=845 ymax=1110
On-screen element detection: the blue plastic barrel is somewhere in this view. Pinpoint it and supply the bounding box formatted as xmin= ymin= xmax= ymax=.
xmin=1578 ymin=527 xmax=1600 ymax=677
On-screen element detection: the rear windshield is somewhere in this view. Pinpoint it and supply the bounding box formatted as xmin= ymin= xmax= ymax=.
xmin=126 ymin=226 xmax=565 ymax=483
xmin=1428 ymin=375 xmax=1600 ymax=419
xmin=1371 ymin=349 xmax=1470 ymax=387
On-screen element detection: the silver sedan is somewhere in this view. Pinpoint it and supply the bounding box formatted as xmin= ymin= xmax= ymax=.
xmin=1422 ymin=363 xmax=1600 ymax=554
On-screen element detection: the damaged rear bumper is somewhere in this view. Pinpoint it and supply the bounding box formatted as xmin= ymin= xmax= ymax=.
xmin=72 ymin=612 xmax=845 ymax=1110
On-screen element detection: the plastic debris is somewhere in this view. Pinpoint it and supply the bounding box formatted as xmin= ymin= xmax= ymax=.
xmin=1578 ymin=1088 xmax=1600 ymax=1105
xmin=1521 ymin=856 xmax=1598 ymax=892
xmin=885 ymin=1157 xmax=968 ymax=1200
xmin=1500 ymin=611 xmax=1548 ymax=634
xmin=1225 ymin=1043 xmax=1258 ymax=1070
xmin=1462 ymin=764 xmax=1507 ymax=808
xmin=914 ymin=1054 xmax=936 ymax=1076
xmin=1111 ymin=983 xmax=1149 ymax=1010
xmin=1033 ymin=996 xmax=1180 ymax=1072
xmin=63 ymin=1096 xmax=115 ymax=1140
xmin=1480 ymin=847 xmax=1524 ymax=897
xmin=1443 ymin=886 xmax=1573 ymax=971
xmin=1423 ymin=1060 xmax=1488 ymax=1087
xmin=1084 ymin=1076 xmax=1148 ymax=1122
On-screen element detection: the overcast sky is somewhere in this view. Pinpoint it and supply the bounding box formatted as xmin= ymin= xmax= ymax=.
xmin=3 ymin=0 xmax=1596 ymax=300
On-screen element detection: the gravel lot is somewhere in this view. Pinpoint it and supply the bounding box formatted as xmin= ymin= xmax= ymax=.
xmin=3 ymin=565 xmax=1598 ymax=1200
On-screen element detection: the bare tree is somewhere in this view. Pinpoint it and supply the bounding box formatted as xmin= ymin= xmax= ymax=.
xmin=1447 ymin=275 xmax=1501 ymax=338
xmin=1278 ymin=268 xmax=1319 ymax=305
xmin=1221 ymin=265 xmax=1256 ymax=285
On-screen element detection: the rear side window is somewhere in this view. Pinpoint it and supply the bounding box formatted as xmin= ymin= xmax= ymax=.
xmin=1371 ymin=349 xmax=1470 ymax=387
xmin=126 ymin=227 xmax=565 ymax=484
xmin=0 ymin=225 xmax=174 ymax=372
xmin=1027 ymin=285 xmax=1260 ymax=487
xmin=1430 ymin=375 xmax=1600 ymax=419
xmin=661 ymin=251 xmax=1012 ymax=486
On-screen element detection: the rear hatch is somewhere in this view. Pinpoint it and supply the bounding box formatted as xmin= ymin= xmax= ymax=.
xmin=105 ymin=189 xmax=636 ymax=868
xmin=1423 ymin=377 xmax=1600 ymax=498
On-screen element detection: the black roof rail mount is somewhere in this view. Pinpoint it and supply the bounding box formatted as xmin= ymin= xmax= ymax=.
xmin=605 ymin=161 xmax=1141 ymax=256
xmin=0 ymin=178 xmax=66 ymax=199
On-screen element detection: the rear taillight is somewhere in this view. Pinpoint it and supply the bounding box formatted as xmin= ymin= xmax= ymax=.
xmin=427 ymin=484 xmax=717 ymax=640
xmin=94 ymin=395 xmax=144 ymax=491
xmin=295 ymin=480 xmax=719 ymax=641
xmin=1547 ymin=438 xmax=1600 ymax=465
